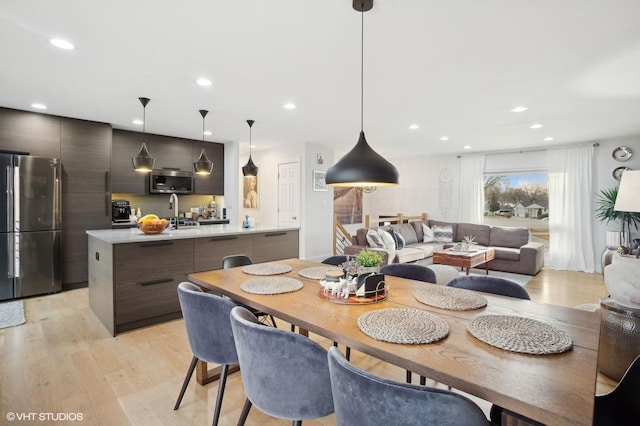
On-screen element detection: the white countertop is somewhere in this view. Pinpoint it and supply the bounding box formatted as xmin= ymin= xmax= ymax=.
xmin=87 ymin=225 xmax=299 ymax=244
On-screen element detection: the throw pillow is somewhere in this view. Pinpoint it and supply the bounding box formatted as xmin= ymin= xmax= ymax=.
xmin=392 ymin=230 xmax=406 ymax=250
xmin=432 ymin=225 xmax=454 ymax=243
xmin=377 ymin=228 xmax=396 ymax=250
xmin=366 ymin=229 xmax=386 ymax=249
xmin=422 ymin=224 xmax=435 ymax=243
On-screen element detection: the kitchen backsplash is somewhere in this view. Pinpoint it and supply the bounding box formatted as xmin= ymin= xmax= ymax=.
xmin=112 ymin=194 xmax=225 ymax=220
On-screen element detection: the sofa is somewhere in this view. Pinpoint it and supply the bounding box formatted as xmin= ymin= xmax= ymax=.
xmin=344 ymin=219 xmax=544 ymax=275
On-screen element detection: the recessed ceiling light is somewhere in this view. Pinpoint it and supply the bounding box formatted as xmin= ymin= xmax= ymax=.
xmin=544 ymin=137 xmax=554 ymax=142
xmin=196 ymin=78 xmax=212 ymax=86
xmin=408 ymin=124 xmax=419 ymax=130
xmin=250 ymin=145 xmax=256 ymax=149
xmin=440 ymin=136 xmax=449 ymax=141
xmin=49 ymin=38 xmax=75 ymax=50
xmin=132 ymin=119 xmax=143 ymax=125
xmin=463 ymin=145 xmax=472 ymax=150
xmin=283 ymin=103 xmax=296 ymax=110
xmin=511 ymin=106 xmax=528 ymax=113
xmin=31 ymin=103 xmax=47 ymax=110
xmin=530 ymin=123 xmax=543 ymax=129
xmin=203 ymin=131 xmax=212 ymax=136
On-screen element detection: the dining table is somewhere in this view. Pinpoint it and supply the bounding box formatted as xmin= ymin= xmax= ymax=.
xmin=188 ymin=258 xmax=601 ymax=426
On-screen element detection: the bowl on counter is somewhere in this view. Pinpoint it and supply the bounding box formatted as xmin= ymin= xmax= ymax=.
xmin=138 ymin=221 xmax=168 ymax=235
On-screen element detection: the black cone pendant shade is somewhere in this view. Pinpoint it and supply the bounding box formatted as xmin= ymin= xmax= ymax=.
xmin=132 ymin=97 xmax=155 ymax=172
xmin=242 ymin=119 xmax=258 ymax=177
xmin=325 ymin=130 xmax=398 ymax=186
xmin=194 ymin=109 xmax=214 ymax=175
xmin=326 ymin=0 xmax=399 ymax=187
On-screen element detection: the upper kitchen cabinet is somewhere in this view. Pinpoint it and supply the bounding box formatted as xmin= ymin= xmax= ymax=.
xmin=111 ymin=129 xmax=147 ymax=194
xmin=61 ymin=118 xmax=112 ymax=193
xmin=0 ymin=108 xmax=61 ymax=158
xmin=193 ymin=142 xmax=224 ymax=195
xmin=149 ymin=133 xmax=193 ymax=171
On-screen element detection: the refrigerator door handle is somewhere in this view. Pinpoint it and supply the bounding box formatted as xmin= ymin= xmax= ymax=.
xmin=8 ymin=233 xmax=17 ymax=278
xmin=13 ymin=163 xmax=20 ymax=232
xmin=5 ymin=165 xmax=13 ymax=230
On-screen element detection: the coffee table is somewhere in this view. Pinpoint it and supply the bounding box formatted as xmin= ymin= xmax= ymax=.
xmin=433 ymin=247 xmax=495 ymax=275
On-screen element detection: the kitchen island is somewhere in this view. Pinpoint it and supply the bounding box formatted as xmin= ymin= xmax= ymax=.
xmin=87 ymin=226 xmax=299 ymax=335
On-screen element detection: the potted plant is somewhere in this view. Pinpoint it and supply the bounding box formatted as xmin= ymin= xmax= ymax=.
xmin=355 ymin=248 xmax=384 ymax=274
xmin=595 ymin=187 xmax=640 ymax=250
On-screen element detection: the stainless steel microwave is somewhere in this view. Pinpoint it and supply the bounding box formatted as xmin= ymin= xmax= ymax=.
xmin=149 ymin=169 xmax=194 ymax=194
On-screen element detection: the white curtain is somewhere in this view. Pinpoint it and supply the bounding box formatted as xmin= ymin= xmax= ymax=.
xmin=458 ymin=154 xmax=486 ymax=224
xmin=547 ymin=145 xmax=595 ymax=272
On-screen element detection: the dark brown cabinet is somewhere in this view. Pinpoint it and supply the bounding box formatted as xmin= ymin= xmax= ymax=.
xmin=0 ymin=108 xmax=61 ymax=158
xmin=193 ymin=142 xmax=225 ymax=195
xmin=252 ymin=231 xmax=300 ymax=263
xmin=111 ymin=129 xmax=147 ymax=194
xmin=193 ymin=233 xmax=253 ymax=272
xmin=150 ymin=133 xmax=193 ymax=171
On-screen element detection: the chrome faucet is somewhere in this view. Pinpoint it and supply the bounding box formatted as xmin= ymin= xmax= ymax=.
xmin=169 ymin=193 xmax=179 ymax=229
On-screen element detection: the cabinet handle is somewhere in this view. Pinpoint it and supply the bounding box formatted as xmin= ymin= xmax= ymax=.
xmin=137 ymin=277 xmax=174 ymax=287
xmin=139 ymin=241 xmax=174 ymax=248
xmin=210 ymin=236 xmax=238 ymax=242
xmin=264 ymin=232 xmax=286 ymax=237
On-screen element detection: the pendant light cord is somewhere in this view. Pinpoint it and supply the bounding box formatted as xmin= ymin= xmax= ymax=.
xmin=360 ymin=5 xmax=364 ymax=132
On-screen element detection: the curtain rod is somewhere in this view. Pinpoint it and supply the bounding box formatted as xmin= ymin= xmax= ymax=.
xmin=456 ymin=142 xmax=599 ymax=158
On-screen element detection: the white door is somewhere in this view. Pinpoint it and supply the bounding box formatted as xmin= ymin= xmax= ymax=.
xmin=278 ymin=161 xmax=300 ymax=228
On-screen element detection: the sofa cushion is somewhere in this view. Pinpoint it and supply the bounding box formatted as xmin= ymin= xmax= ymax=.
xmin=391 ymin=230 xmax=406 ymax=250
xmin=366 ymin=229 xmax=386 ymax=248
xmin=377 ymin=228 xmax=396 ymax=250
xmin=422 ymin=224 xmax=435 ymax=242
xmin=491 ymin=246 xmax=521 ymax=261
xmin=355 ymin=228 xmax=369 ymax=246
xmin=410 ymin=220 xmax=429 ymax=242
xmin=394 ymin=247 xmax=425 ymax=263
xmin=490 ymin=227 xmax=529 ymax=249
xmin=410 ymin=243 xmax=441 ymax=258
xmin=429 ymin=220 xmax=458 ymax=241
xmin=432 ymin=225 xmax=454 ymax=243
xmin=456 ymin=223 xmax=491 ymax=246
xmin=390 ymin=223 xmax=419 ymax=245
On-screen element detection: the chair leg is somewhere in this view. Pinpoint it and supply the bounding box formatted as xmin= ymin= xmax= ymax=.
xmin=292 ymin=421 xmax=302 ymax=426
xmin=345 ymin=346 xmax=351 ymax=361
xmin=174 ymin=355 xmax=198 ymax=410
xmin=269 ymin=315 xmax=278 ymax=328
xmin=237 ymin=398 xmax=252 ymax=426
xmin=406 ymin=370 xmax=412 ymax=384
xmin=420 ymin=375 xmax=426 ymax=386
xmin=212 ymin=364 xmax=229 ymax=426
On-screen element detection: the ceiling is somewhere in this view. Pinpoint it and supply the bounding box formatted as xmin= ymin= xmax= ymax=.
xmin=2 ymin=0 xmax=640 ymax=160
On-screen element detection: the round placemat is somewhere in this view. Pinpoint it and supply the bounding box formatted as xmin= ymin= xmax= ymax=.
xmin=415 ymin=286 xmax=487 ymax=311
xmin=467 ymin=315 xmax=573 ymax=355
xmin=357 ymin=308 xmax=449 ymax=344
xmin=241 ymin=277 xmax=303 ymax=295
xmin=242 ymin=262 xmax=292 ymax=276
xmin=298 ymin=266 xmax=341 ymax=280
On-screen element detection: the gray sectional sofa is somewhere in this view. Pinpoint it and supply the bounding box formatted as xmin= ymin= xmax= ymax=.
xmin=344 ymin=219 xmax=544 ymax=275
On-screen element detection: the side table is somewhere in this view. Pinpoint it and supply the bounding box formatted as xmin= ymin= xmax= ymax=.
xmin=598 ymin=297 xmax=640 ymax=381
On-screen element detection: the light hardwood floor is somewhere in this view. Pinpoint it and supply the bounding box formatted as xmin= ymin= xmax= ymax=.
xmin=0 ymin=267 xmax=614 ymax=425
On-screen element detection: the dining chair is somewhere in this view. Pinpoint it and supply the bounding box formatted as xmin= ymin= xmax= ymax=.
xmin=222 ymin=254 xmax=278 ymax=327
xmin=593 ymin=354 xmax=640 ymax=425
xmin=321 ymin=255 xmax=350 ymax=266
xmin=380 ymin=263 xmax=436 ymax=283
xmin=380 ymin=262 xmax=437 ymax=385
xmin=175 ymin=281 xmax=240 ymax=426
xmin=230 ymin=306 xmax=334 ymax=425
xmin=446 ymin=275 xmax=531 ymax=300
xmin=327 ymin=347 xmax=489 ymax=426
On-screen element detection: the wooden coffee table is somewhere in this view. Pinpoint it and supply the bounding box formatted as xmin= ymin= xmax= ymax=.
xmin=433 ymin=247 xmax=495 ymax=275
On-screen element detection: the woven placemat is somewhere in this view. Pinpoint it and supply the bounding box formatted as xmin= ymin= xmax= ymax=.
xmin=241 ymin=277 xmax=303 ymax=295
xmin=467 ymin=315 xmax=573 ymax=355
xmin=415 ymin=286 xmax=487 ymax=311
xmin=298 ymin=266 xmax=341 ymax=280
xmin=357 ymin=308 xmax=449 ymax=344
xmin=242 ymin=262 xmax=292 ymax=276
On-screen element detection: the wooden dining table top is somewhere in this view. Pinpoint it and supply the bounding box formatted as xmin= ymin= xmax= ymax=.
xmin=188 ymin=258 xmax=601 ymax=426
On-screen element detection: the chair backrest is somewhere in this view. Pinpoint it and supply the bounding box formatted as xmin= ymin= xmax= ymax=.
xmin=177 ymin=282 xmax=238 ymax=365
xmin=380 ymin=263 xmax=436 ymax=283
xmin=446 ymin=275 xmax=530 ymax=299
xmin=222 ymin=254 xmax=253 ymax=269
xmin=321 ymin=255 xmax=349 ymax=266
xmin=230 ymin=306 xmax=334 ymax=421
xmin=327 ymin=347 xmax=489 ymax=426
xmin=593 ymin=355 xmax=640 ymax=425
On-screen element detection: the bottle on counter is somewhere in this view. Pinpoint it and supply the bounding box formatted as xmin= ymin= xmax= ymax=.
xmin=136 ymin=207 xmax=141 ymax=218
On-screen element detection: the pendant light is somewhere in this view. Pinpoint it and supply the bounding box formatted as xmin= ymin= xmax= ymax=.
xmin=132 ymin=97 xmax=155 ymax=172
xmin=325 ymin=0 xmax=399 ymax=187
xmin=242 ymin=119 xmax=259 ymax=177
xmin=194 ymin=109 xmax=214 ymax=175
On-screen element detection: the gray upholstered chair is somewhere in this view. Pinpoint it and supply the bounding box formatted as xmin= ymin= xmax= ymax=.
xmin=321 ymin=255 xmax=350 ymax=266
xmin=446 ymin=275 xmax=530 ymax=300
xmin=175 ymin=281 xmax=239 ymax=426
xmin=327 ymin=347 xmax=489 ymax=426
xmin=230 ymin=306 xmax=334 ymax=425
xmin=380 ymin=263 xmax=436 ymax=283
xmin=221 ymin=254 xmax=277 ymax=327
xmin=593 ymin=354 xmax=640 ymax=425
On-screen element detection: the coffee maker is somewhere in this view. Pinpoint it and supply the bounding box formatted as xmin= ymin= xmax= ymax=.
xmin=112 ymin=199 xmax=131 ymax=222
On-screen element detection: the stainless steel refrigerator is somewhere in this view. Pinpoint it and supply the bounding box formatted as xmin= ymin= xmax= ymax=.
xmin=1 ymin=154 xmax=61 ymax=300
